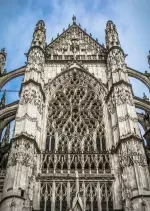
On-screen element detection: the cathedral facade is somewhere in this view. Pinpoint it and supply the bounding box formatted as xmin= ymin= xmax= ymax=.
xmin=0 ymin=16 xmax=150 ymax=211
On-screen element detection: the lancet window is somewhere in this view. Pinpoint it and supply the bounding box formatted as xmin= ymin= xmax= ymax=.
xmin=40 ymin=181 xmax=113 ymax=211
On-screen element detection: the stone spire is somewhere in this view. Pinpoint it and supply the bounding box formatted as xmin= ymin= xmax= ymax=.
xmin=0 ymin=89 xmax=6 ymax=108
xmin=105 ymin=20 xmax=120 ymax=49
xmin=1 ymin=123 xmax=10 ymax=147
xmin=0 ymin=48 xmax=7 ymax=75
xmin=31 ymin=20 xmax=46 ymax=49
xmin=24 ymin=20 xmax=46 ymax=87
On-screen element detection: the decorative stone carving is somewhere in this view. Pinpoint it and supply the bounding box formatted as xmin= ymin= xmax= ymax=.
xmin=105 ymin=21 xmax=120 ymax=49
xmin=20 ymin=86 xmax=44 ymax=114
xmin=7 ymin=138 xmax=35 ymax=168
xmin=107 ymin=48 xmax=126 ymax=77
xmin=40 ymin=181 xmax=113 ymax=211
xmin=118 ymin=140 xmax=147 ymax=168
xmin=15 ymin=113 xmax=41 ymax=132
xmin=108 ymin=85 xmax=134 ymax=114
xmin=112 ymin=85 xmax=134 ymax=106
xmin=31 ymin=20 xmax=46 ymax=49
xmin=46 ymin=69 xmax=106 ymax=154
xmin=27 ymin=48 xmax=45 ymax=81
xmin=46 ymin=24 xmax=106 ymax=61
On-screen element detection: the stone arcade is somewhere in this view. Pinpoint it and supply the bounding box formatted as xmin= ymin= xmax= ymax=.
xmin=0 ymin=16 xmax=150 ymax=211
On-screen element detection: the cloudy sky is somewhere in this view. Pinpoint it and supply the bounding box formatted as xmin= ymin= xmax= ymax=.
xmin=0 ymin=0 xmax=150 ymax=136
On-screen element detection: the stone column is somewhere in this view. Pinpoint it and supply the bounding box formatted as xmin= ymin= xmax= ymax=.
xmin=105 ymin=21 xmax=150 ymax=211
xmin=0 ymin=20 xmax=46 ymax=211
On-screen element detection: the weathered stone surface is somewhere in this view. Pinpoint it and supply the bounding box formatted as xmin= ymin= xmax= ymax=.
xmin=0 ymin=17 xmax=150 ymax=211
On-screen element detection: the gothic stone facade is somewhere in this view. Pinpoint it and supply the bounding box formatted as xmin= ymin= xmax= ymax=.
xmin=0 ymin=17 xmax=150 ymax=211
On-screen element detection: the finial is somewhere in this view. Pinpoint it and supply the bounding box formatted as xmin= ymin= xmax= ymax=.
xmin=57 ymin=33 xmax=59 ymax=37
xmin=63 ymin=28 xmax=65 ymax=32
xmin=51 ymin=37 xmax=53 ymax=42
xmin=105 ymin=20 xmax=120 ymax=49
xmin=96 ymin=38 xmax=98 ymax=42
xmin=84 ymin=28 xmax=86 ymax=32
xmin=79 ymin=23 xmax=81 ymax=27
xmin=147 ymin=51 xmax=150 ymax=68
xmin=72 ymin=15 xmax=76 ymax=24
xmin=68 ymin=24 xmax=70 ymax=27
xmin=143 ymin=93 xmax=149 ymax=101
xmin=0 ymin=89 xmax=6 ymax=108
xmin=90 ymin=33 xmax=92 ymax=37
xmin=1 ymin=123 xmax=10 ymax=146
xmin=1 ymin=48 xmax=5 ymax=54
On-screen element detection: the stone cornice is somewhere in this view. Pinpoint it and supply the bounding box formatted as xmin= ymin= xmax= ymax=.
xmin=111 ymin=134 xmax=143 ymax=153
xmin=36 ymin=174 xmax=115 ymax=181
xmin=107 ymin=46 xmax=125 ymax=56
xmin=27 ymin=45 xmax=46 ymax=58
xmin=45 ymin=58 xmax=107 ymax=63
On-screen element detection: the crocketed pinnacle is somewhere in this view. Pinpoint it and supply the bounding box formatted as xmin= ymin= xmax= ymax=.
xmin=0 ymin=48 xmax=7 ymax=75
xmin=105 ymin=20 xmax=120 ymax=49
xmin=0 ymin=90 xmax=6 ymax=108
xmin=31 ymin=20 xmax=46 ymax=49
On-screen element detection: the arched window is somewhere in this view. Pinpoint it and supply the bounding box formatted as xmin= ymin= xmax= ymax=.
xmin=46 ymin=70 xmax=106 ymax=155
xmin=57 ymin=135 xmax=68 ymax=152
xmin=45 ymin=131 xmax=55 ymax=151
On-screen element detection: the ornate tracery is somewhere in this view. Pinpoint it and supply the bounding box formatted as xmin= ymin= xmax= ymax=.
xmin=39 ymin=68 xmax=113 ymax=211
xmin=46 ymin=69 xmax=106 ymax=153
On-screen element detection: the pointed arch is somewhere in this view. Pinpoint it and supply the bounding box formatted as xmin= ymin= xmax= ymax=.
xmin=70 ymin=137 xmax=81 ymax=153
xmin=57 ymin=135 xmax=68 ymax=152
xmin=83 ymin=135 xmax=94 ymax=152
xmin=47 ymin=65 xmax=106 ymax=99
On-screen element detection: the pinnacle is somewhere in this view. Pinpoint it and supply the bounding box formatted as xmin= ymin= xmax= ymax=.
xmin=72 ymin=15 xmax=76 ymax=24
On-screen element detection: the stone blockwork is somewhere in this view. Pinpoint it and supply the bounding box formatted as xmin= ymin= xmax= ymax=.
xmin=0 ymin=17 xmax=150 ymax=211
